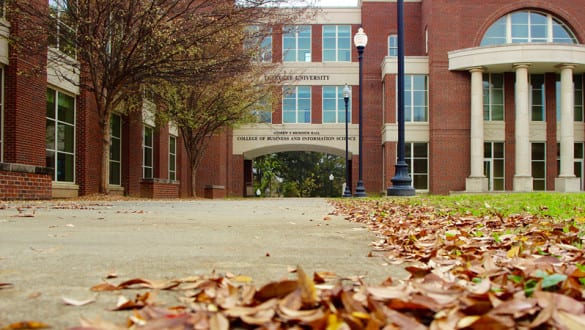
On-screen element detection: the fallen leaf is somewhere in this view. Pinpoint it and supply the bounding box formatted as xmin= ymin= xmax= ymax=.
xmin=91 ymin=282 xmax=119 ymax=291
xmin=0 ymin=283 xmax=13 ymax=289
xmin=62 ymin=295 xmax=98 ymax=306
xmin=296 ymin=266 xmax=317 ymax=307
xmin=1 ymin=321 xmax=50 ymax=329
xmin=255 ymin=280 xmax=298 ymax=301
xmin=555 ymin=310 xmax=585 ymax=330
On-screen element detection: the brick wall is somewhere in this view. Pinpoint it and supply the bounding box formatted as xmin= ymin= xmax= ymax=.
xmin=140 ymin=179 xmax=180 ymax=199
xmin=230 ymin=155 xmax=245 ymax=197
xmin=195 ymin=132 xmax=229 ymax=197
xmin=4 ymin=0 xmax=48 ymax=167
xmin=0 ymin=164 xmax=51 ymax=200
xmin=123 ymin=111 xmax=144 ymax=197
xmin=76 ymin=85 xmax=102 ymax=196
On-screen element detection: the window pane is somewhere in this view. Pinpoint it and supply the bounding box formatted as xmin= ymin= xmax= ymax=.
xmin=58 ymin=92 xmax=75 ymax=124
xmin=493 ymin=160 xmax=504 ymax=177
xmin=109 ymin=162 xmax=121 ymax=185
xmin=144 ymin=147 xmax=152 ymax=167
xmin=494 ymin=179 xmax=504 ymax=191
xmin=57 ymin=124 xmax=74 ymax=153
xmin=323 ymin=99 xmax=336 ymax=111
xmin=144 ymin=167 xmax=153 ymax=179
xmin=533 ymin=179 xmax=545 ymax=191
xmin=111 ymin=114 xmax=121 ymax=138
xmin=323 ymin=38 xmax=336 ymax=49
xmin=575 ymin=143 xmax=584 ymax=159
xmin=46 ymin=151 xmax=55 ymax=179
xmin=511 ymin=11 xmax=529 ymax=24
xmin=110 ymin=138 xmax=121 ymax=162
xmin=283 ymin=112 xmax=296 ymax=123
xmin=46 ymin=120 xmax=55 ymax=150
xmin=339 ymin=50 xmax=350 ymax=62
xmin=413 ymin=143 xmax=427 ymax=157
xmin=144 ymin=127 xmax=153 ymax=147
xmin=532 ymin=143 xmax=545 ymax=160
xmin=413 ymin=76 xmax=427 ymax=90
xmin=493 ymin=142 xmax=504 ymax=158
xmin=46 ymin=90 xmax=56 ymax=118
xmin=57 ymin=153 xmax=74 ymax=182
xmin=414 ymin=106 xmax=427 ymax=121
xmin=492 ymin=106 xmax=504 ymax=120
xmin=323 ymin=112 xmax=336 ymax=123
xmin=323 ymin=50 xmax=336 ymax=62
xmin=323 ymin=87 xmax=336 ymax=99
xmin=413 ymin=175 xmax=428 ymax=190
xmin=413 ymin=159 xmax=427 ymax=173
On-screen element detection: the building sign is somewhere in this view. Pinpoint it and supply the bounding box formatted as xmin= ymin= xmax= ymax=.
xmin=265 ymin=74 xmax=331 ymax=82
xmin=236 ymin=130 xmax=356 ymax=142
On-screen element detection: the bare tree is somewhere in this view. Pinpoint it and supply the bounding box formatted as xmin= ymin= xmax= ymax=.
xmin=7 ymin=0 xmax=316 ymax=194
xmin=153 ymin=72 xmax=275 ymax=196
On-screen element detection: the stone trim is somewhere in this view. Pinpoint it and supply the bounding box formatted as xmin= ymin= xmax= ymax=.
xmin=0 ymin=162 xmax=52 ymax=175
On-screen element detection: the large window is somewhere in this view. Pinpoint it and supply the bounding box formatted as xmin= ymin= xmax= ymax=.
xmin=481 ymin=11 xmax=577 ymax=46
xmin=283 ymin=25 xmax=311 ymax=62
xmin=143 ymin=126 xmax=153 ymax=179
xmin=388 ymin=34 xmax=398 ymax=56
xmin=246 ymin=26 xmax=272 ymax=63
xmin=532 ymin=142 xmax=546 ymax=191
xmin=46 ymin=88 xmax=75 ymax=182
xmin=484 ymin=142 xmax=505 ymax=191
xmin=48 ymin=0 xmax=76 ymax=58
xmin=403 ymin=75 xmax=428 ymax=122
xmin=530 ymin=74 xmax=545 ymax=121
xmin=109 ymin=114 xmax=122 ymax=185
xmin=556 ymin=74 xmax=584 ymax=122
xmin=283 ymin=86 xmax=311 ymax=123
xmin=169 ymin=136 xmax=177 ymax=181
xmin=322 ymin=86 xmax=351 ymax=123
xmin=405 ymin=142 xmax=428 ymax=190
xmin=322 ymin=25 xmax=351 ymax=62
xmin=483 ymin=73 xmax=504 ymax=121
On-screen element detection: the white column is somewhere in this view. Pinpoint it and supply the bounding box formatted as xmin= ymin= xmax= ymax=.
xmin=513 ymin=64 xmax=533 ymax=192
xmin=466 ymin=67 xmax=488 ymax=192
xmin=555 ymin=64 xmax=581 ymax=192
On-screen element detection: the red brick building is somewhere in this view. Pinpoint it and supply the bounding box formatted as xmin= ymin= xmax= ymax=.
xmin=2 ymin=0 xmax=585 ymax=199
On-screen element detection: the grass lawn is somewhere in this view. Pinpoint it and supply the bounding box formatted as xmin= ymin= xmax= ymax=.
xmin=399 ymin=192 xmax=585 ymax=220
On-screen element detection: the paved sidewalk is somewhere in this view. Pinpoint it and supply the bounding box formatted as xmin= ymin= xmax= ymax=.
xmin=0 ymin=198 xmax=407 ymax=328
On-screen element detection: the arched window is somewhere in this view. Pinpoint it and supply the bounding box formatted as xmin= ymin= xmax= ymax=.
xmin=480 ymin=10 xmax=577 ymax=46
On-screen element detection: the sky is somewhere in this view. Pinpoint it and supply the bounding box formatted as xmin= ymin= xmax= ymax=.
xmin=316 ymin=0 xmax=358 ymax=6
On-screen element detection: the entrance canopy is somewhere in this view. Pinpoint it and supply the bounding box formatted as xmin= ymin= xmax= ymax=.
xmin=449 ymin=43 xmax=585 ymax=73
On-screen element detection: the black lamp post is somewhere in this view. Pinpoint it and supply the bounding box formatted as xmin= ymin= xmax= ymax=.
xmin=353 ymin=27 xmax=367 ymax=197
xmin=388 ymin=0 xmax=416 ymax=196
xmin=329 ymin=174 xmax=334 ymax=196
xmin=343 ymin=84 xmax=352 ymax=197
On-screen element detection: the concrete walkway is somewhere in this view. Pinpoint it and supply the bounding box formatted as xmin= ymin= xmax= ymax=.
xmin=0 ymin=198 xmax=407 ymax=328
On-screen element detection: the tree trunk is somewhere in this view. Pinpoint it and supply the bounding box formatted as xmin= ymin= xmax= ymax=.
xmin=191 ymin=165 xmax=198 ymax=197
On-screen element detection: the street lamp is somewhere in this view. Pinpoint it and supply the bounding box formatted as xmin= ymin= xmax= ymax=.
xmin=353 ymin=27 xmax=367 ymax=197
xmin=329 ymin=174 xmax=334 ymax=196
xmin=343 ymin=84 xmax=352 ymax=197
xmin=388 ymin=0 xmax=416 ymax=196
